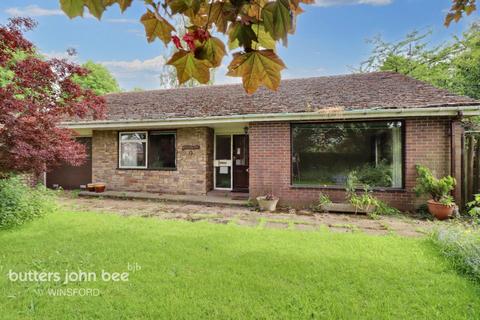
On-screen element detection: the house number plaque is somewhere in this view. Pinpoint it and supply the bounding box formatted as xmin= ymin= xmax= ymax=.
xmin=182 ymin=145 xmax=200 ymax=151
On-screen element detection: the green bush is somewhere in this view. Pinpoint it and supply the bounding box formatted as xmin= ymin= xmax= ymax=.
xmin=0 ymin=176 xmax=56 ymax=229
xmin=431 ymin=225 xmax=480 ymax=283
xmin=413 ymin=165 xmax=456 ymax=203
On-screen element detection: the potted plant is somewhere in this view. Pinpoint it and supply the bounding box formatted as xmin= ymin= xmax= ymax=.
xmin=94 ymin=182 xmax=106 ymax=193
xmin=413 ymin=165 xmax=456 ymax=220
xmin=256 ymin=192 xmax=279 ymax=212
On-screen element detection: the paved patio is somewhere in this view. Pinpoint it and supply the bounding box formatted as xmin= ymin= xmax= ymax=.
xmin=63 ymin=193 xmax=434 ymax=237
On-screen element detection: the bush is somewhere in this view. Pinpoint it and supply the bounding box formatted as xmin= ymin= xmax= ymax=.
xmin=413 ymin=165 xmax=456 ymax=203
xmin=0 ymin=176 xmax=56 ymax=229
xmin=431 ymin=225 xmax=480 ymax=283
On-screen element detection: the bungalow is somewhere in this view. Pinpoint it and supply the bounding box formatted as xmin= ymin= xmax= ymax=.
xmin=50 ymin=72 xmax=480 ymax=211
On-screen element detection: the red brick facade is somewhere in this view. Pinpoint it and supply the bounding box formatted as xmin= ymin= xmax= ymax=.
xmin=248 ymin=118 xmax=462 ymax=211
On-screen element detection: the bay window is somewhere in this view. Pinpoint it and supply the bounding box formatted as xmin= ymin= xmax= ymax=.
xmin=291 ymin=121 xmax=403 ymax=188
xmin=119 ymin=131 xmax=176 ymax=169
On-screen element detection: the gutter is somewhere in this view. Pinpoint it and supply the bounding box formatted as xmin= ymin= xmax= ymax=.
xmin=62 ymin=105 xmax=480 ymax=130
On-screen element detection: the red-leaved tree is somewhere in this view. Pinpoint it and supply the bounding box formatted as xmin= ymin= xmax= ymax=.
xmin=0 ymin=17 xmax=105 ymax=176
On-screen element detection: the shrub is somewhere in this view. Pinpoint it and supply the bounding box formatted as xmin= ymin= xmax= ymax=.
xmin=0 ymin=176 xmax=56 ymax=229
xmin=431 ymin=225 xmax=480 ymax=283
xmin=466 ymin=194 xmax=480 ymax=218
xmin=312 ymin=193 xmax=332 ymax=212
xmin=413 ymin=165 xmax=456 ymax=203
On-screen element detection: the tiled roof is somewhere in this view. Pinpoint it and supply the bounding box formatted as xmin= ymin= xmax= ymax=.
xmin=100 ymin=72 xmax=480 ymax=121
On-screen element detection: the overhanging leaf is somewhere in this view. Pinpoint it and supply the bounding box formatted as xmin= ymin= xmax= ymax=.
xmin=229 ymin=24 xmax=276 ymax=50
xmin=227 ymin=50 xmax=286 ymax=94
xmin=228 ymin=22 xmax=258 ymax=49
xmin=262 ymin=0 xmax=292 ymax=45
xmin=167 ymin=50 xmax=212 ymax=84
xmin=60 ymin=0 xmax=84 ymax=18
xmin=140 ymin=10 xmax=175 ymax=45
xmin=168 ymin=0 xmax=203 ymax=15
xmin=84 ymin=0 xmax=106 ymax=19
xmin=104 ymin=0 xmax=134 ymax=12
xmin=196 ymin=37 xmax=226 ymax=67
xmin=210 ymin=2 xmax=236 ymax=33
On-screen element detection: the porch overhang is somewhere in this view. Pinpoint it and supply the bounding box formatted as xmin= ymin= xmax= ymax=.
xmin=62 ymin=105 xmax=480 ymax=131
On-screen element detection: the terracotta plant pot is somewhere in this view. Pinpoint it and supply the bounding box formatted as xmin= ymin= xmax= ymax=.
xmin=256 ymin=196 xmax=279 ymax=212
xmin=427 ymin=200 xmax=454 ymax=220
xmin=94 ymin=183 xmax=106 ymax=193
xmin=86 ymin=183 xmax=95 ymax=192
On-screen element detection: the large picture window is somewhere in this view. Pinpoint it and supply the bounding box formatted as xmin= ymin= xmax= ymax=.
xmin=292 ymin=121 xmax=403 ymax=188
xmin=119 ymin=131 xmax=176 ymax=169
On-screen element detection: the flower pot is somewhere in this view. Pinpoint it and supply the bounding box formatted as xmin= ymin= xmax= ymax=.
xmin=256 ymin=196 xmax=279 ymax=212
xmin=94 ymin=183 xmax=106 ymax=193
xmin=427 ymin=200 xmax=453 ymax=220
xmin=86 ymin=183 xmax=95 ymax=192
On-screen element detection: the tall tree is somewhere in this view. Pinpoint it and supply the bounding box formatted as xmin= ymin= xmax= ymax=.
xmin=0 ymin=18 xmax=105 ymax=175
xmin=73 ymin=60 xmax=121 ymax=95
xmin=359 ymin=22 xmax=480 ymax=100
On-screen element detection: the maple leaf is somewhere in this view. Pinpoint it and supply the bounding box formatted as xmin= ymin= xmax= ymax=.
xmin=229 ymin=24 xmax=276 ymax=50
xmin=104 ymin=0 xmax=134 ymax=12
xmin=196 ymin=37 xmax=226 ymax=67
xmin=140 ymin=10 xmax=175 ymax=45
xmin=210 ymin=2 xmax=236 ymax=33
xmin=262 ymin=0 xmax=292 ymax=45
xmin=60 ymin=0 xmax=84 ymax=18
xmin=167 ymin=50 xmax=212 ymax=84
xmin=228 ymin=22 xmax=258 ymax=49
xmin=227 ymin=50 xmax=286 ymax=94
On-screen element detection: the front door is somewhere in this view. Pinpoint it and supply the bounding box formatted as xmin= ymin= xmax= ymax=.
xmin=233 ymin=135 xmax=249 ymax=192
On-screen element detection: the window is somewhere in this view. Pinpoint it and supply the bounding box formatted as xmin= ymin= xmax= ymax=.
xmin=119 ymin=132 xmax=147 ymax=168
xmin=118 ymin=131 xmax=176 ymax=169
xmin=148 ymin=131 xmax=176 ymax=169
xmin=292 ymin=121 xmax=403 ymax=188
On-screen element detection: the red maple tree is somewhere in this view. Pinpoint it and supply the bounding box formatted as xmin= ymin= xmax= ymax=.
xmin=0 ymin=18 xmax=105 ymax=175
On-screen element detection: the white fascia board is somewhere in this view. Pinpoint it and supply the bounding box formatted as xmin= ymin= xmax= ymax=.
xmin=61 ymin=105 xmax=480 ymax=130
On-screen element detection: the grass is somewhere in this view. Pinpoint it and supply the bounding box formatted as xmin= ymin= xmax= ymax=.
xmin=0 ymin=211 xmax=479 ymax=319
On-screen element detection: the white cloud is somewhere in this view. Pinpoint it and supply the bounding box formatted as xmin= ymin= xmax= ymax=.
xmin=106 ymin=18 xmax=139 ymax=24
xmin=314 ymin=0 xmax=392 ymax=7
xmin=5 ymin=5 xmax=64 ymax=17
xmin=100 ymin=55 xmax=168 ymax=90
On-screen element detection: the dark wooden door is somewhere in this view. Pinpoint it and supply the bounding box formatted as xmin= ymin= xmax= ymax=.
xmin=233 ymin=135 xmax=249 ymax=192
xmin=46 ymin=137 xmax=92 ymax=190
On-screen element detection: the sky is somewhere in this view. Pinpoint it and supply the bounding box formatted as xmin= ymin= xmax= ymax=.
xmin=0 ymin=0 xmax=477 ymax=91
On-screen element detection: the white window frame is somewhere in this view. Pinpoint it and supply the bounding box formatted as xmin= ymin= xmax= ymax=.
xmin=118 ymin=131 xmax=148 ymax=169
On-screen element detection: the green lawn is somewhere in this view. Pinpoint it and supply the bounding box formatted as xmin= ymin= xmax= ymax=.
xmin=0 ymin=211 xmax=479 ymax=319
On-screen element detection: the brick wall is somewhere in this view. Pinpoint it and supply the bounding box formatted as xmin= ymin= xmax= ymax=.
xmin=92 ymin=127 xmax=214 ymax=195
xmin=249 ymin=118 xmax=458 ymax=211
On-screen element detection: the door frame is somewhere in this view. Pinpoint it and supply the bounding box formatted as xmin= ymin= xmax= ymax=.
xmin=213 ymin=128 xmax=249 ymax=191
xmin=232 ymin=134 xmax=249 ymax=192
xmin=213 ymin=133 xmax=233 ymax=191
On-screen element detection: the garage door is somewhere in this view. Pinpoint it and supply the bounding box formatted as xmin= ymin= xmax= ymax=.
xmin=46 ymin=137 xmax=92 ymax=190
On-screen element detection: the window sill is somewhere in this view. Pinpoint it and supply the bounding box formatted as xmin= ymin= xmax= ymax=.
xmin=290 ymin=184 xmax=406 ymax=193
xmin=116 ymin=168 xmax=177 ymax=171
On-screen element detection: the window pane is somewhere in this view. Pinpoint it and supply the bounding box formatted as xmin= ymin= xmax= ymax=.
xmin=215 ymin=135 xmax=231 ymax=160
xmin=292 ymin=121 xmax=403 ymax=188
xmin=120 ymin=141 xmax=146 ymax=167
xmin=215 ymin=166 xmax=231 ymax=188
xmin=149 ymin=132 xmax=176 ymax=169
xmin=120 ymin=132 xmax=146 ymax=141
